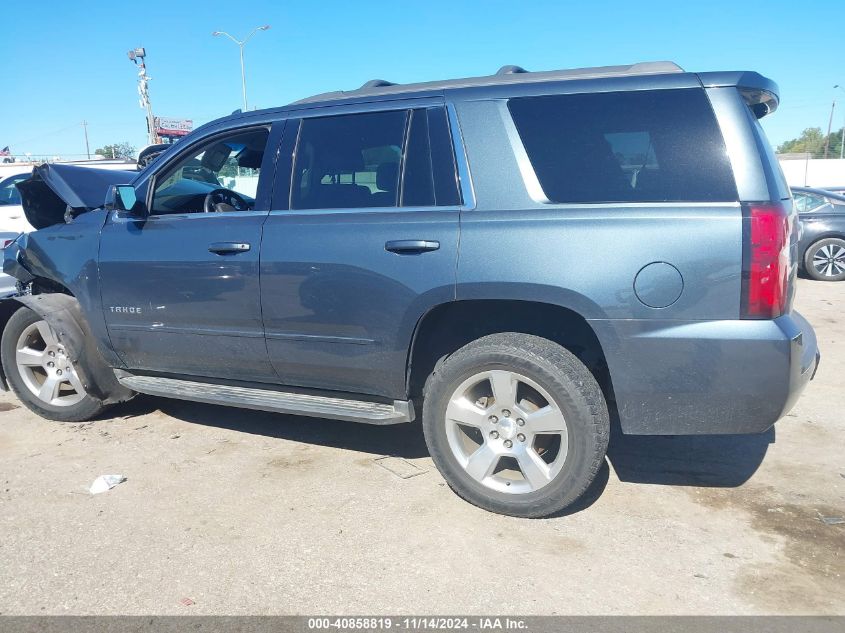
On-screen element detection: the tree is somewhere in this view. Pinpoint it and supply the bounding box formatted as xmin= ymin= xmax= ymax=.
xmin=777 ymin=128 xmax=825 ymax=155
xmin=95 ymin=142 xmax=136 ymax=160
xmin=777 ymin=127 xmax=844 ymax=157
xmin=827 ymin=129 xmax=845 ymax=157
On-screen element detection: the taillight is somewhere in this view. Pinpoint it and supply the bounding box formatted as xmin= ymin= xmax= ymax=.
xmin=741 ymin=203 xmax=790 ymax=319
xmin=1 ymin=239 xmax=14 ymax=249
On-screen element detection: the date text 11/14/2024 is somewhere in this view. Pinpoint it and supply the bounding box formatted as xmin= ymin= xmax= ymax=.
xmin=307 ymin=617 xmax=529 ymax=630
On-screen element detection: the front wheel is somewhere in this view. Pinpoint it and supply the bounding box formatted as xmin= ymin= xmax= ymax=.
xmin=1 ymin=307 xmax=110 ymax=421
xmin=422 ymin=333 xmax=609 ymax=518
xmin=804 ymin=237 xmax=845 ymax=281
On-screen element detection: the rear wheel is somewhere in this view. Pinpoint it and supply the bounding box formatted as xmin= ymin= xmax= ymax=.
xmin=422 ymin=333 xmax=609 ymax=518
xmin=1 ymin=307 xmax=109 ymax=421
xmin=804 ymin=237 xmax=845 ymax=281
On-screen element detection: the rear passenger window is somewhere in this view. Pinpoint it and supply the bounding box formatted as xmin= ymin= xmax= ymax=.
xmin=292 ymin=110 xmax=407 ymax=210
xmin=508 ymin=89 xmax=737 ymax=204
xmin=427 ymin=107 xmax=463 ymax=206
xmin=290 ymin=107 xmax=462 ymax=210
xmin=401 ymin=109 xmax=435 ymax=206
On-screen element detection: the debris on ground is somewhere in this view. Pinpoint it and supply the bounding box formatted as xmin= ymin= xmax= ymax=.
xmin=88 ymin=475 xmax=127 ymax=495
xmin=819 ymin=516 xmax=845 ymax=525
xmin=373 ymin=456 xmax=427 ymax=479
xmin=180 ymin=597 xmax=196 ymax=606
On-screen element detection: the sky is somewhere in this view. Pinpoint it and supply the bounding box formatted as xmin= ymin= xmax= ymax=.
xmin=0 ymin=0 xmax=842 ymax=159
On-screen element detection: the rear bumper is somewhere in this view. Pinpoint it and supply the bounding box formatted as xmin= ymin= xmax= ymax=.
xmin=590 ymin=311 xmax=819 ymax=435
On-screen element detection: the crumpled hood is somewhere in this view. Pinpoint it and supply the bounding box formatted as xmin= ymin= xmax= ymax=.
xmin=16 ymin=163 xmax=135 ymax=229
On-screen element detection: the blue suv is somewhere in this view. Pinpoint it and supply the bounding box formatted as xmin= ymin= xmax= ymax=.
xmin=0 ymin=61 xmax=819 ymax=517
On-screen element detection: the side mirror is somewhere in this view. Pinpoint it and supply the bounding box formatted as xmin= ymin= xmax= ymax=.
xmin=105 ymin=185 xmax=146 ymax=216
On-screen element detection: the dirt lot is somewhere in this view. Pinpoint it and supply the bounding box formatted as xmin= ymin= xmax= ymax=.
xmin=0 ymin=279 xmax=842 ymax=615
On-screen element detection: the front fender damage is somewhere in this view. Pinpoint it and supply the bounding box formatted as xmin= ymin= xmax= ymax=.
xmin=14 ymin=294 xmax=133 ymax=405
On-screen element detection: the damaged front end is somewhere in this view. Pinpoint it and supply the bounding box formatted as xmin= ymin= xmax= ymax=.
xmin=0 ymin=164 xmax=136 ymax=403
xmin=3 ymin=161 xmax=134 ymax=294
xmin=3 ymin=234 xmax=35 ymax=290
xmin=16 ymin=163 xmax=135 ymax=229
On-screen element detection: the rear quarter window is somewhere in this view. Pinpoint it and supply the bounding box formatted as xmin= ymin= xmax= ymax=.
xmin=508 ymin=89 xmax=738 ymax=204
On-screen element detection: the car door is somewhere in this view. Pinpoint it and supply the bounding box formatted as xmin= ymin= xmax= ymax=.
xmin=260 ymin=103 xmax=464 ymax=399
xmin=98 ymin=123 xmax=282 ymax=381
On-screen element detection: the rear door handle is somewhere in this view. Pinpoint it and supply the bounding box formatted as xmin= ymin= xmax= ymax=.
xmin=385 ymin=240 xmax=440 ymax=254
xmin=209 ymin=242 xmax=251 ymax=255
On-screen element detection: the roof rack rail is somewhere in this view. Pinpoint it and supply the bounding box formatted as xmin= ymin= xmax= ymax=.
xmin=291 ymin=61 xmax=685 ymax=107
xmin=496 ymin=65 xmax=529 ymax=75
xmin=360 ymin=79 xmax=396 ymax=89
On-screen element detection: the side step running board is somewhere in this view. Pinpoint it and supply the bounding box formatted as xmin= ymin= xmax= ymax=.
xmin=117 ymin=374 xmax=414 ymax=425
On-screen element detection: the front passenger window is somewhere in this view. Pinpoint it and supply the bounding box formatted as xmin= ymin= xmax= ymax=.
xmin=151 ymin=127 xmax=269 ymax=215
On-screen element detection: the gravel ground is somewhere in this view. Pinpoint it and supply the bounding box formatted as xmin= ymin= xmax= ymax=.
xmin=0 ymin=279 xmax=842 ymax=615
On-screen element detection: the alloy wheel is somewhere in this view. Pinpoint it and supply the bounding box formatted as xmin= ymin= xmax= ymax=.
xmin=444 ymin=369 xmax=569 ymax=494
xmin=15 ymin=320 xmax=86 ymax=407
xmin=812 ymin=242 xmax=845 ymax=278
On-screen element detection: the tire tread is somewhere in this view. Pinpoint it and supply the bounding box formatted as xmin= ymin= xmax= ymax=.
xmin=422 ymin=332 xmax=609 ymax=518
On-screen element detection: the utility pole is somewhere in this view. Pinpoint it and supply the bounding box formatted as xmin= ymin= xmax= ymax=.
xmin=212 ymin=25 xmax=270 ymax=111
xmin=836 ymin=85 xmax=845 ymax=159
xmin=824 ymin=99 xmax=836 ymax=159
xmin=81 ymin=120 xmax=90 ymax=159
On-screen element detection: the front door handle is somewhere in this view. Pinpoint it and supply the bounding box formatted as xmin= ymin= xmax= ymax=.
xmin=385 ymin=240 xmax=440 ymax=254
xmin=209 ymin=242 xmax=251 ymax=255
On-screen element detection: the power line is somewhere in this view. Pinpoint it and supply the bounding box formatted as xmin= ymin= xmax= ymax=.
xmin=4 ymin=123 xmax=84 ymax=148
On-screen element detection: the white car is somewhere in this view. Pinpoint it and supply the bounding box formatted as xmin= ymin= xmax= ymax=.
xmin=0 ymin=173 xmax=33 ymax=295
xmin=0 ymin=172 xmax=34 ymax=234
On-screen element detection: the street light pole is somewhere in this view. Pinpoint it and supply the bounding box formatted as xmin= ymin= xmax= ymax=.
xmin=212 ymin=25 xmax=270 ymax=111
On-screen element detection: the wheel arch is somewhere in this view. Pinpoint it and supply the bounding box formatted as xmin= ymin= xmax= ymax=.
xmin=804 ymin=233 xmax=845 ymax=252
xmin=1 ymin=293 xmax=132 ymax=404
xmin=0 ymin=277 xmax=78 ymax=390
xmin=406 ymin=299 xmax=614 ymax=408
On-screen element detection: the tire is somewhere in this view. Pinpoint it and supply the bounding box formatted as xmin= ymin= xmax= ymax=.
xmin=804 ymin=237 xmax=845 ymax=281
xmin=422 ymin=333 xmax=609 ymax=518
xmin=1 ymin=307 xmax=110 ymax=422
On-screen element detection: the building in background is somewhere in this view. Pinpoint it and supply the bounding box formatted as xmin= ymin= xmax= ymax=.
xmin=154 ymin=117 xmax=193 ymax=144
xmin=778 ymin=154 xmax=845 ymax=187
